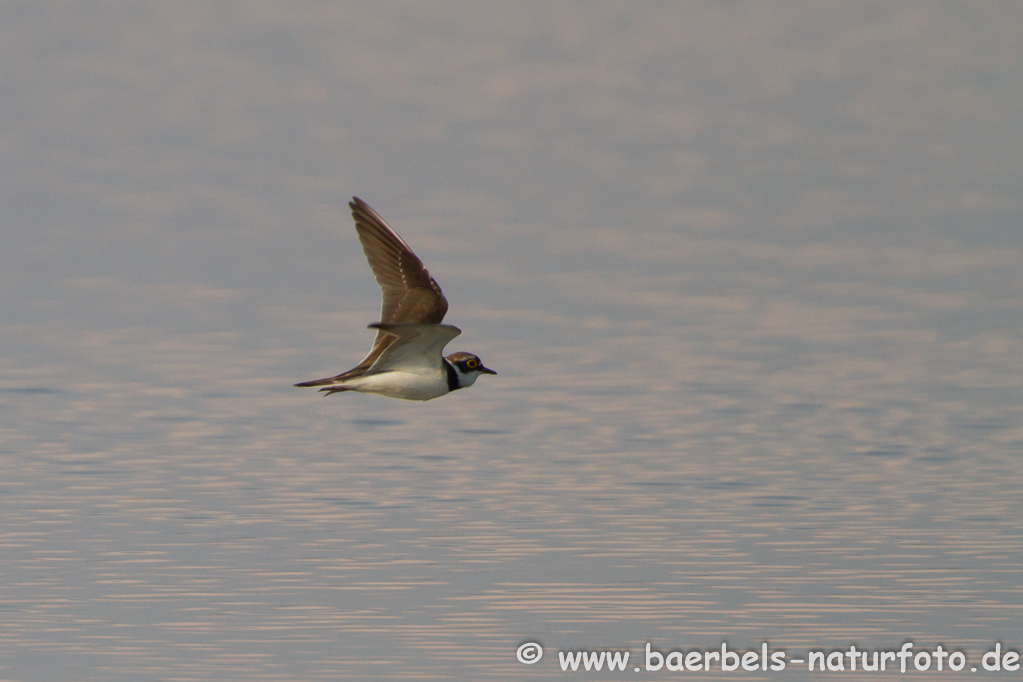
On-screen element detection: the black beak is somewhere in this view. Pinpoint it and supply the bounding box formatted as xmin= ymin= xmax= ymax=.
xmin=478 ymin=364 xmax=497 ymax=375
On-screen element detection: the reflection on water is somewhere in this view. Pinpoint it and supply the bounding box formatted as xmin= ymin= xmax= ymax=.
xmin=2 ymin=237 xmax=1021 ymax=681
xmin=3 ymin=1 xmax=1022 ymax=677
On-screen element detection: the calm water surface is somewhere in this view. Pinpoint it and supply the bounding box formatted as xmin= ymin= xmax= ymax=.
xmin=2 ymin=236 xmax=1021 ymax=680
xmin=2 ymin=3 xmax=1022 ymax=680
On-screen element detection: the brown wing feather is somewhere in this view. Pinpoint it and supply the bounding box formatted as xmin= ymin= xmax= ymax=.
xmin=350 ymin=197 xmax=447 ymax=320
xmin=293 ymin=198 xmax=448 ymax=387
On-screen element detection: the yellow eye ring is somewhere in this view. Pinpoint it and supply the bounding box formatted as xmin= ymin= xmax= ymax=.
xmin=466 ymin=358 xmax=478 ymax=369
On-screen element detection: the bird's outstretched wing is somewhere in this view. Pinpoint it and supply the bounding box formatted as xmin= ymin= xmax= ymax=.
xmin=293 ymin=198 xmax=448 ymax=387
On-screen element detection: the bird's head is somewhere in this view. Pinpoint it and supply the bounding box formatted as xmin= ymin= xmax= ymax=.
xmin=445 ymin=352 xmax=497 ymax=387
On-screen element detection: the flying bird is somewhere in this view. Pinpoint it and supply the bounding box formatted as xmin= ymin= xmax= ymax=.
xmin=294 ymin=197 xmax=495 ymax=400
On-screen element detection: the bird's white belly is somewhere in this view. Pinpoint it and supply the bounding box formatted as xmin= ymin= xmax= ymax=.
xmin=345 ymin=369 xmax=449 ymax=401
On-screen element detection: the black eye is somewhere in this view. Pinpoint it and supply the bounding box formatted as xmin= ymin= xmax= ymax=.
xmin=466 ymin=358 xmax=478 ymax=369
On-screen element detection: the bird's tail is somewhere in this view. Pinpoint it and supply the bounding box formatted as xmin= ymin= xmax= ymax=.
xmin=294 ymin=376 xmax=339 ymax=387
xmin=319 ymin=385 xmax=353 ymax=396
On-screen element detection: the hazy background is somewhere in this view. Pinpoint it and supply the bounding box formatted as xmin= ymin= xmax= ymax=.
xmin=1 ymin=2 xmax=1021 ymax=680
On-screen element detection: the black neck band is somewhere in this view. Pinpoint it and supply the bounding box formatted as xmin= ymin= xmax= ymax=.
xmin=443 ymin=359 xmax=461 ymax=392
